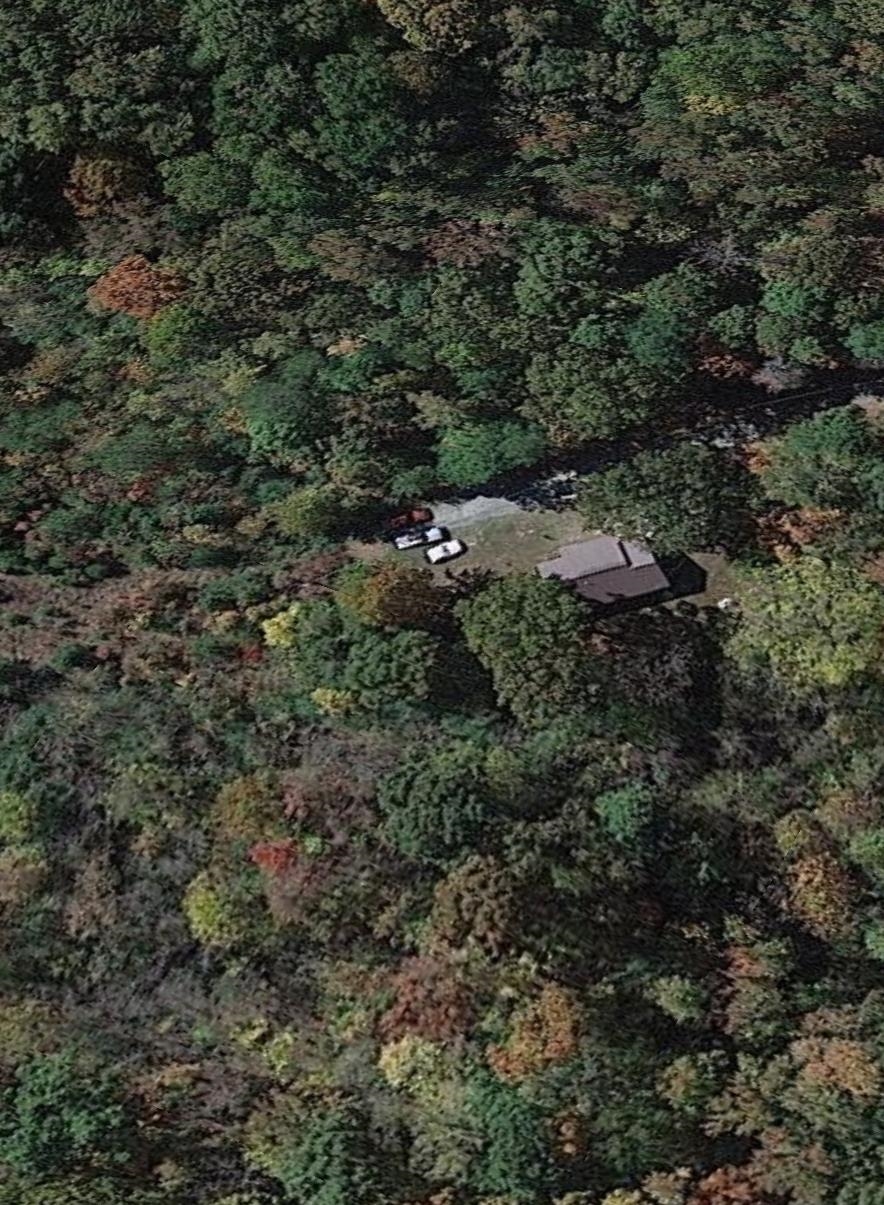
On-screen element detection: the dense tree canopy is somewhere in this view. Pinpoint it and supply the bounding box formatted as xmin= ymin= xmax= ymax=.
xmin=5 ymin=3 xmax=884 ymax=1204
xmin=730 ymin=556 xmax=884 ymax=689
xmin=578 ymin=444 xmax=756 ymax=552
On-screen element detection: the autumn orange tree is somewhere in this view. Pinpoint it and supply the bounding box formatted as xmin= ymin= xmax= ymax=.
xmin=88 ymin=256 xmax=186 ymax=319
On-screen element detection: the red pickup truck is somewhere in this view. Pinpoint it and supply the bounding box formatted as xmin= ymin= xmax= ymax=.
xmin=387 ymin=507 xmax=433 ymax=533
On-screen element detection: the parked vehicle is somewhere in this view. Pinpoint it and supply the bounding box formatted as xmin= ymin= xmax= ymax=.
xmin=393 ymin=524 xmax=446 ymax=551
xmin=425 ymin=538 xmax=466 ymax=564
xmin=387 ymin=507 xmax=433 ymax=534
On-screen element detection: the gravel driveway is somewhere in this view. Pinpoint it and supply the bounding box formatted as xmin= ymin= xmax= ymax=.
xmin=431 ymin=496 xmax=524 ymax=529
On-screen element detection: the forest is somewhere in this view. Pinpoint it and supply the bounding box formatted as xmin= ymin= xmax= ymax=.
xmin=6 ymin=1 xmax=884 ymax=1203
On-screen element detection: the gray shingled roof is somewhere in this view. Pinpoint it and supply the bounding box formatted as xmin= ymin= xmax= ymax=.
xmin=537 ymin=536 xmax=669 ymax=605
xmin=537 ymin=536 xmax=655 ymax=581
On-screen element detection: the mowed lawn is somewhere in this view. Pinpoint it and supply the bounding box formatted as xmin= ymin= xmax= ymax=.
xmin=349 ymin=507 xmax=591 ymax=579
xmin=682 ymin=551 xmax=741 ymax=607
xmin=436 ymin=508 xmax=592 ymax=577
xmin=349 ymin=508 xmax=740 ymax=605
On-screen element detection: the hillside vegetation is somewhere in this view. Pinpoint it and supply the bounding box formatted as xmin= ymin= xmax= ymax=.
xmin=5 ymin=3 xmax=884 ymax=1204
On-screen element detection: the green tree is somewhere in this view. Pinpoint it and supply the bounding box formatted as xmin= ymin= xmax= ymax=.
xmin=513 ymin=219 xmax=618 ymax=326
xmin=848 ymin=828 xmax=884 ymax=885
xmin=658 ymin=1052 xmax=727 ymax=1119
xmin=240 ymin=351 xmax=336 ymax=466
xmin=594 ymin=783 xmax=654 ymax=848
xmin=161 ymin=151 xmax=250 ymax=215
xmin=457 ymin=575 xmax=593 ymax=724
xmin=0 ymin=791 xmax=36 ymax=844
xmin=730 ymin=556 xmax=884 ymax=689
xmin=272 ymin=597 xmax=441 ymax=714
xmin=182 ymin=869 xmax=255 ymax=948
xmin=376 ymin=0 xmax=481 ymax=54
xmin=625 ymin=265 xmax=714 ymax=371
xmin=267 ymin=485 xmax=345 ymax=540
xmin=0 ymin=1052 xmax=129 ymax=1176
xmin=761 ymin=407 xmax=884 ymax=511
xmin=645 ymin=32 xmax=791 ymax=118
xmin=339 ymin=626 xmax=440 ymax=713
xmin=0 ymin=1177 xmax=164 ymax=1205
xmin=437 ymin=420 xmax=546 ymax=486
xmin=312 ymin=44 xmax=408 ymax=175
xmin=846 ymin=319 xmax=884 ymax=363
xmin=334 ymin=561 xmax=443 ymax=628
xmin=468 ymin=1071 xmax=553 ymax=1201
xmin=524 ymin=347 xmax=658 ymax=446
xmin=88 ymin=422 xmax=210 ymax=482
xmin=378 ymin=741 xmax=493 ymax=863
xmin=246 ymin=1095 xmax=382 ymax=1205
xmin=647 ymin=975 xmax=708 ymax=1024
xmin=578 ymin=443 xmax=754 ymax=551
xmin=142 ymin=304 xmax=211 ymax=367
xmin=249 ymin=150 xmax=325 ymax=214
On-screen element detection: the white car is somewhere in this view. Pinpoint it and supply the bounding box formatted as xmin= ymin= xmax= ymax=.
xmin=393 ymin=524 xmax=445 ymax=551
xmin=425 ymin=538 xmax=466 ymax=564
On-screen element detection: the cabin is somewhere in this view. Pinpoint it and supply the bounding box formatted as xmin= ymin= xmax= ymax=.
xmin=536 ymin=536 xmax=670 ymax=606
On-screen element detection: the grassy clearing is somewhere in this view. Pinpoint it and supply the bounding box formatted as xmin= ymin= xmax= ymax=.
xmin=349 ymin=508 xmax=592 ymax=580
xmin=349 ymin=509 xmax=740 ymax=607
xmin=685 ymin=552 xmax=741 ymax=606
xmin=440 ymin=508 xmax=590 ymax=577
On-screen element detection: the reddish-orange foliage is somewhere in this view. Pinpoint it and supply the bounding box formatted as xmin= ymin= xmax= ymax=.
xmin=740 ymin=441 xmax=772 ymax=475
xmin=427 ymin=854 xmax=516 ymax=958
xmin=724 ymin=942 xmax=773 ymax=982
xmin=815 ymin=790 xmax=881 ymax=839
xmin=799 ymin=1005 xmax=858 ymax=1037
xmin=24 ymin=344 xmax=82 ymax=385
xmin=63 ymin=853 xmax=118 ymax=938
xmin=719 ymin=936 xmax=787 ymax=1040
xmin=64 ymin=153 xmax=144 ymax=217
xmin=792 ymin=1037 xmax=881 ymax=1099
xmin=401 ymin=1191 xmax=459 ymax=1205
xmin=336 ymin=560 xmax=442 ymax=629
xmin=516 ymin=111 xmax=593 ymax=157
xmin=215 ymin=775 xmax=281 ymax=845
xmin=787 ymin=852 xmax=856 ymax=939
xmin=378 ymin=956 xmax=474 ymax=1043
xmin=687 ymin=1165 xmax=769 ymax=1205
xmin=280 ymin=767 xmax=374 ymax=841
xmin=262 ymin=852 xmax=345 ymax=933
xmin=697 ymin=350 xmax=756 ymax=379
xmin=254 ymin=772 xmax=383 ymax=940
xmin=249 ymin=840 xmax=299 ymax=877
xmin=125 ymin=477 xmax=154 ymax=503
xmin=756 ymin=508 xmax=845 ymax=562
xmin=88 ymin=254 xmax=186 ymax=319
xmin=116 ymin=359 xmax=152 ymax=384
xmin=747 ymin=1127 xmax=834 ymax=1199
xmin=487 ymin=984 xmax=581 ymax=1082
xmin=556 ymin=182 xmax=641 ymax=226
xmin=307 ymin=229 xmax=396 ymax=284
xmin=424 ymin=219 xmax=511 ymax=268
